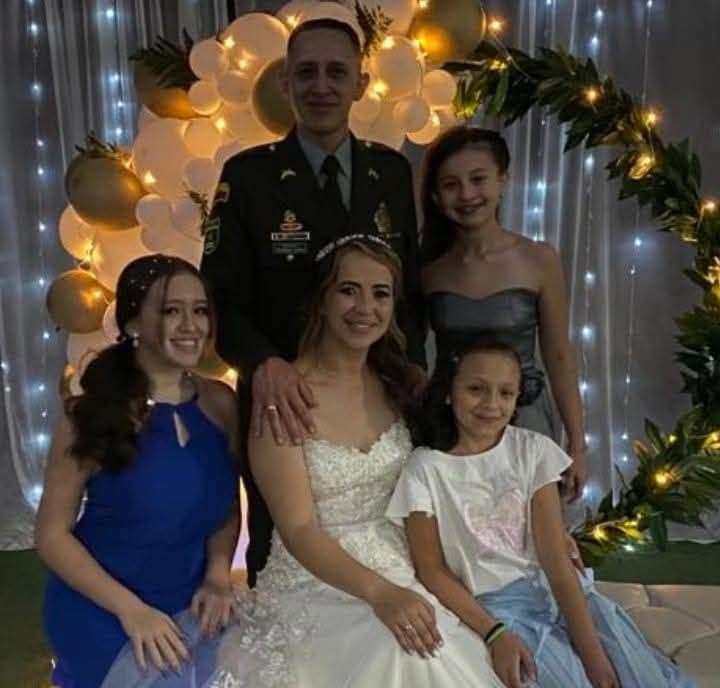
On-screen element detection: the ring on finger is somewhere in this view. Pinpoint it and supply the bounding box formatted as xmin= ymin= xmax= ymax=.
xmin=403 ymin=624 xmax=415 ymax=634
xmin=266 ymin=404 xmax=278 ymax=413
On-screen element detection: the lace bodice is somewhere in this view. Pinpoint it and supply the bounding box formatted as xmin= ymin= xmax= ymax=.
xmin=257 ymin=421 xmax=415 ymax=593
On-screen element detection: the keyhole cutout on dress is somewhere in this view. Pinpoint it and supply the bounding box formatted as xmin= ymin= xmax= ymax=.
xmin=173 ymin=412 xmax=190 ymax=448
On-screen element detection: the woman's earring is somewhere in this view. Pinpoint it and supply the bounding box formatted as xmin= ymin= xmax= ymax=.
xmin=130 ymin=332 xmax=139 ymax=349
xmin=444 ymin=395 xmax=451 ymax=405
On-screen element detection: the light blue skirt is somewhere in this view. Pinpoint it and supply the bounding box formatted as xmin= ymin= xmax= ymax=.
xmin=100 ymin=609 xmax=224 ymax=688
xmin=476 ymin=572 xmax=696 ymax=688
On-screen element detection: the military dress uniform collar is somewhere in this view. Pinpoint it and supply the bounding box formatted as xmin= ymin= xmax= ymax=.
xmin=296 ymin=130 xmax=352 ymax=181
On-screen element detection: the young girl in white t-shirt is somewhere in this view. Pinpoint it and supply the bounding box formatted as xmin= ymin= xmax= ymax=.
xmin=387 ymin=338 xmax=695 ymax=688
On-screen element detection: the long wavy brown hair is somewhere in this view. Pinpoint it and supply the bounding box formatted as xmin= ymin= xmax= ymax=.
xmin=299 ymin=237 xmax=415 ymax=417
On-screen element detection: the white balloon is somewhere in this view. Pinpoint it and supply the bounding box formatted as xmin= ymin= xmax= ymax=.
xmin=66 ymin=329 xmax=112 ymax=369
xmin=59 ymin=205 xmax=96 ymax=260
xmin=214 ymin=140 xmax=245 ymax=167
xmin=101 ymin=301 xmax=120 ymax=342
xmin=407 ymin=110 xmax=442 ymax=145
xmin=189 ymin=39 xmax=230 ymax=80
xmin=223 ymin=13 xmax=289 ymax=64
xmin=188 ymin=80 xmax=222 ymax=115
xmin=132 ymin=119 xmax=193 ymax=199
xmin=90 ymin=227 xmax=152 ymax=291
xmin=351 ymin=91 xmax=383 ymax=123
xmin=184 ymin=118 xmax=224 ymax=159
xmin=137 ymin=106 xmax=158 ymax=131
xmin=69 ymin=372 xmax=83 ymax=396
xmin=277 ymin=0 xmax=312 ymax=30
xmin=171 ymin=198 xmax=203 ymax=236
xmin=422 ymin=69 xmax=458 ymax=108
xmin=183 ymin=158 xmax=219 ymax=194
xmin=299 ymin=2 xmax=364 ymax=46
xmin=140 ymin=224 xmax=175 ymax=252
xmin=435 ymin=105 xmax=459 ymax=133
xmin=348 ymin=0 xmax=417 ymax=34
xmin=217 ymin=70 xmax=253 ymax=106
xmin=217 ymin=104 xmax=278 ymax=149
xmin=166 ymin=231 xmax=203 ymax=267
xmin=351 ymin=101 xmax=405 ymax=150
xmin=368 ymin=35 xmax=423 ymax=102
xmin=393 ymin=95 xmax=431 ymax=133
xmin=135 ymin=194 xmax=173 ymax=230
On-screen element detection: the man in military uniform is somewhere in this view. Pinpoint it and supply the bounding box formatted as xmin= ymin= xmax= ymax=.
xmin=201 ymin=17 xmax=426 ymax=585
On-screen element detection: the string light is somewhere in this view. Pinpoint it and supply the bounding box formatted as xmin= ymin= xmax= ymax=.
xmin=702 ymin=200 xmax=717 ymax=213
xmin=488 ymin=18 xmax=505 ymax=34
xmin=654 ymin=470 xmax=673 ymax=488
xmin=644 ymin=109 xmax=659 ymax=127
xmin=584 ymin=87 xmax=600 ymax=105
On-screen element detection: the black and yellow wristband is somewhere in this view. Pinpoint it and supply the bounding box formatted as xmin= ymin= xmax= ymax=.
xmin=483 ymin=622 xmax=508 ymax=647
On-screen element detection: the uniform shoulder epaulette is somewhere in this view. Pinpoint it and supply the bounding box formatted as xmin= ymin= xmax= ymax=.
xmin=360 ymin=139 xmax=408 ymax=162
xmin=222 ymin=140 xmax=279 ymax=170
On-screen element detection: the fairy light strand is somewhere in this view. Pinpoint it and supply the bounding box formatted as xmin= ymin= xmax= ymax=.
xmin=618 ymin=0 xmax=654 ymax=481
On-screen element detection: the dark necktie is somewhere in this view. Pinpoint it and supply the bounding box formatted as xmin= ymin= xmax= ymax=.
xmin=321 ymin=155 xmax=349 ymax=232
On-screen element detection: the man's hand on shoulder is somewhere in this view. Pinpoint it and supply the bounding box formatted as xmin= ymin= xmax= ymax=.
xmin=251 ymin=357 xmax=317 ymax=446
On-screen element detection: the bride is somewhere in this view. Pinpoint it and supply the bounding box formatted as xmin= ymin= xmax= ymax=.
xmin=207 ymin=234 xmax=503 ymax=687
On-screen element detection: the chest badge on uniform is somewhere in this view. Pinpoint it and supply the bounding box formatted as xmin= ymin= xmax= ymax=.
xmin=368 ymin=168 xmax=379 ymax=181
xmin=280 ymin=210 xmax=303 ymax=232
xmin=374 ymin=201 xmax=392 ymax=236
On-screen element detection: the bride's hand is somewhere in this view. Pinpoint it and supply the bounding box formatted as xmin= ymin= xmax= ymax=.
xmin=368 ymin=583 xmax=443 ymax=658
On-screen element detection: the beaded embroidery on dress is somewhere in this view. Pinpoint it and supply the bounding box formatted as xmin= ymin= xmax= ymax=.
xmin=205 ymin=421 xmax=504 ymax=688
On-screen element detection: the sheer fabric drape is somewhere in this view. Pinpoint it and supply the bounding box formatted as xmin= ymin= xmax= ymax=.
xmin=2 ymin=0 xmax=718 ymax=549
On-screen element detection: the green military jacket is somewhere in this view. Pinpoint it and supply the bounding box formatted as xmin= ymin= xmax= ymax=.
xmin=200 ymin=129 xmax=426 ymax=377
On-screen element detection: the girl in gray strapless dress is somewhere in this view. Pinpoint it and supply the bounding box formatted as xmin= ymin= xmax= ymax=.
xmin=418 ymin=126 xmax=586 ymax=498
xmin=426 ymin=288 xmax=557 ymax=439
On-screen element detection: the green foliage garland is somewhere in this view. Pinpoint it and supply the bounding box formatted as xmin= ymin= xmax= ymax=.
xmin=447 ymin=40 xmax=720 ymax=564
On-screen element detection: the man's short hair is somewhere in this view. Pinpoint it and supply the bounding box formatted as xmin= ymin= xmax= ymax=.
xmin=287 ymin=18 xmax=362 ymax=57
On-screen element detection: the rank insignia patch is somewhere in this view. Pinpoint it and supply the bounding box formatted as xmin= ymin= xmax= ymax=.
xmin=203 ymin=217 xmax=221 ymax=255
xmin=374 ymin=201 xmax=392 ymax=236
xmin=212 ymin=182 xmax=230 ymax=207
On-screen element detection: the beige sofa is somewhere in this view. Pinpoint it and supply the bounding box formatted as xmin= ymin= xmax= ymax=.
xmin=597 ymin=581 xmax=720 ymax=687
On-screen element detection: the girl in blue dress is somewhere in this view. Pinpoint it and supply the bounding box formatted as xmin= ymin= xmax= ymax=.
xmin=36 ymin=255 xmax=239 ymax=688
xmin=387 ymin=338 xmax=696 ymax=688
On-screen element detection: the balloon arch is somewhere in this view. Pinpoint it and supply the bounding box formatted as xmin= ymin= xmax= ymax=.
xmin=50 ymin=0 xmax=485 ymax=392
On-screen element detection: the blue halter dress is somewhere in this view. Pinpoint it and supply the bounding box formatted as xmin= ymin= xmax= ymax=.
xmin=43 ymin=393 xmax=237 ymax=688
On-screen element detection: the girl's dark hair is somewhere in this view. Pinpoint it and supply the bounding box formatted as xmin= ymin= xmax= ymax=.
xmin=300 ymin=235 xmax=416 ymax=420
xmin=420 ymin=126 xmax=510 ymax=265
xmin=65 ymin=254 xmax=214 ymax=471
xmin=416 ymin=336 xmax=523 ymax=451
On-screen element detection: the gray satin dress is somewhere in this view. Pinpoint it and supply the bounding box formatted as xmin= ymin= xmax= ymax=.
xmin=427 ymin=288 xmax=558 ymax=439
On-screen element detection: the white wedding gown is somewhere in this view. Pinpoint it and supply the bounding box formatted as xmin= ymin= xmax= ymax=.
xmin=207 ymin=421 xmax=504 ymax=687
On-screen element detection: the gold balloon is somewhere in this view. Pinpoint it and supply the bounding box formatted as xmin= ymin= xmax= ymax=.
xmin=409 ymin=0 xmax=486 ymax=64
xmin=46 ymin=270 xmax=114 ymax=334
xmin=133 ymin=61 xmax=196 ymax=119
xmin=252 ymin=58 xmax=295 ymax=136
xmin=65 ymin=154 xmax=146 ymax=231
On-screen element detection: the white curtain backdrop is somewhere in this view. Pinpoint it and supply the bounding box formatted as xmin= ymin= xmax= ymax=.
xmin=1 ymin=0 xmax=718 ymax=549
xmin=0 ymin=0 xmax=229 ymax=550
